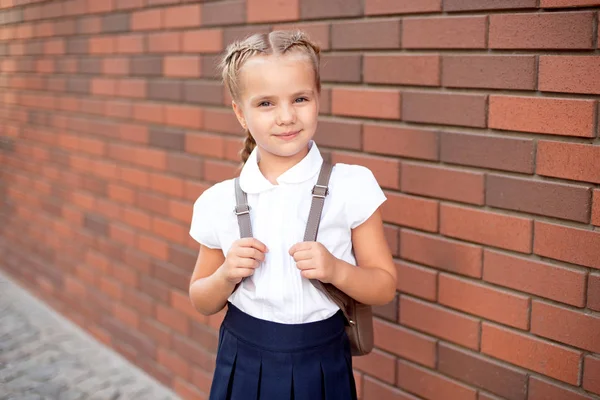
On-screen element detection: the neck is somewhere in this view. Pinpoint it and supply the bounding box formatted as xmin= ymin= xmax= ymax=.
xmin=257 ymin=145 xmax=310 ymax=184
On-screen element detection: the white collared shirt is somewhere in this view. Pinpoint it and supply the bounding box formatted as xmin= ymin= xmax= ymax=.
xmin=189 ymin=141 xmax=386 ymax=324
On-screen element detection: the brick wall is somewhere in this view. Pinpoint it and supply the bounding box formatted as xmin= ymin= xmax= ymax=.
xmin=1 ymin=0 xmax=599 ymax=399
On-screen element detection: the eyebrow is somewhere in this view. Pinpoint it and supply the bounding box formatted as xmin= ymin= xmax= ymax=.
xmin=249 ymin=90 xmax=314 ymax=103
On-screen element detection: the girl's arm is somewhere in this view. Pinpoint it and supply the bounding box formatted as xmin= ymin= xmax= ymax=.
xmin=332 ymin=208 xmax=397 ymax=306
xmin=189 ymin=246 xmax=234 ymax=316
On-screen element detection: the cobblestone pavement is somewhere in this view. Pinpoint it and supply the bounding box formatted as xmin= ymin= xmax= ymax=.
xmin=0 ymin=270 xmax=181 ymax=400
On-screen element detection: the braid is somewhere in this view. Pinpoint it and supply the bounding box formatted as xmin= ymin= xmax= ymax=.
xmin=240 ymin=130 xmax=256 ymax=164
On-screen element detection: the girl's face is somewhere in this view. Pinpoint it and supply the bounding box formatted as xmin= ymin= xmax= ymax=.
xmin=232 ymin=52 xmax=320 ymax=163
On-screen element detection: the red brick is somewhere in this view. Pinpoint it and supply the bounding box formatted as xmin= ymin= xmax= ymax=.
xmin=382 ymin=192 xmax=438 ymax=232
xmin=164 ymin=4 xmax=201 ymax=29
xmin=403 ymin=16 xmax=487 ymax=49
xmin=442 ymin=132 xmax=535 ymax=174
xmin=157 ymin=348 xmax=190 ymax=381
xmin=541 ymin=0 xmax=600 ymax=7
xmin=534 ymin=221 xmax=600 ymax=270
xmin=202 ymin=0 xmax=245 ymax=27
xmin=116 ymin=34 xmax=144 ymax=54
xmin=332 ymin=88 xmax=400 ymax=120
xmin=583 ymin=355 xmax=600 ymax=395
xmin=91 ymin=78 xmax=116 ymax=96
xmin=163 ymin=56 xmax=201 ymax=78
xmin=403 ymin=91 xmax=486 ymax=128
xmin=489 ymin=95 xmax=595 ymax=137
xmin=529 ymin=376 xmax=593 ymax=400
xmin=489 ymin=12 xmax=594 ymax=49
xmin=442 ymin=55 xmax=535 ymax=90
xmin=537 ymin=141 xmax=600 ymax=184
xmin=400 ymin=295 xmax=480 ymax=349
xmin=185 ymin=132 xmax=224 ymax=158
xmin=439 ymin=273 xmax=530 ymax=329
xmin=441 ymin=204 xmax=532 ymax=253
xmin=272 ymin=22 xmax=330 ymax=51
xmin=439 ymin=342 xmax=528 ymax=400
xmin=540 ymin=56 xmax=600 ymax=95
xmin=483 ymin=250 xmax=586 ymax=307
xmin=203 ymin=160 xmax=238 ymax=183
xmin=133 ymin=102 xmax=163 ymax=124
xmin=531 ymin=300 xmax=600 ymax=353
xmin=593 ymin=190 xmax=600 ymax=227
xmin=363 ymin=124 xmax=439 ymax=161
xmin=148 ymin=32 xmax=181 ymax=53
xmin=402 ymin=163 xmax=484 ymax=205
xmin=182 ymin=29 xmax=223 ymax=53
xmin=374 ymin=319 xmax=436 ymax=368
xmin=247 ymin=0 xmax=298 ymax=23
xmin=116 ymin=0 xmax=144 ymax=10
xmin=131 ymin=8 xmax=162 ymax=31
xmin=362 ymin=376 xmax=418 ymax=400
xmin=400 ymin=229 xmax=482 ymax=278
xmin=481 ymin=323 xmax=581 ymax=385
xmin=353 ymin=349 xmax=396 ymax=384
xmin=89 ymin=37 xmax=114 ymax=54
xmin=443 ymin=0 xmax=537 ymax=11
xmin=330 ymin=152 xmax=400 ymax=190
xmin=363 ymin=54 xmax=440 ymax=86
xmin=165 ymin=105 xmax=203 ymax=129
xmin=87 ymin=0 xmax=114 ymax=13
xmin=365 ymin=0 xmax=441 ymax=15
xmin=486 ymin=174 xmax=592 ymax=223
xmin=102 ymin=58 xmax=129 ymax=75
xmin=300 ymin=0 xmax=362 ymax=19
xmin=396 ymin=261 xmax=437 ymax=301
xmin=202 ymin=110 xmax=241 ymax=136
xmin=397 ymin=360 xmax=477 ymax=400
xmin=332 ymin=19 xmax=401 ymax=50
xmin=589 ymin=273 xmax=600 ymax=312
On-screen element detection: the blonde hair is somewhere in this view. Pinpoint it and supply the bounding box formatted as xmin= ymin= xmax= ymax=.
xmin=218 ymin=30 xmax=322 ymax=164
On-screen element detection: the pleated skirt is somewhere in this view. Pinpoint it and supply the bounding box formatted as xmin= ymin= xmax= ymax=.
xmin=209 ymin=303 xmax=357 ymax=400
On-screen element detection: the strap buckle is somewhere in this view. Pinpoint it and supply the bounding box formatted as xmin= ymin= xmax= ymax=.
xmin=234 ymin=204 xmax=250 ymax=215
xmin=311 ymin=184 xmax=329 ymax=199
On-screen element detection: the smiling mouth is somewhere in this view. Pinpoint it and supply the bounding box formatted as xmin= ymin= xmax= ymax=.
xmin=274 ymin=130 xmax=301 ymax=139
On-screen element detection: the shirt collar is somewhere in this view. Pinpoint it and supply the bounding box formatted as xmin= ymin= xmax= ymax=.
xmin=239 ymin=140 xmax=323 ymax=194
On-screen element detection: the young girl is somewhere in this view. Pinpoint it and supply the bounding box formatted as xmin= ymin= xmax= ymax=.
xmin=188 ymin=30 xmax=397 ymax=400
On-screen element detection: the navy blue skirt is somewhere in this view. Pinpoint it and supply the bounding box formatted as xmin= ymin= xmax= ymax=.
xmin=209 ymin=303 xmax=357 ymax=400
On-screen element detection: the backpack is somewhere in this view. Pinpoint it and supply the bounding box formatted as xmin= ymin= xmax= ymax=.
xmin=233 ymin=161 xmax=374 ymax=356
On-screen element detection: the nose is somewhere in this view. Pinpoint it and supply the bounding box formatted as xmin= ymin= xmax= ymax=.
xmin=276 ymin=103 xmax=296 ymax=125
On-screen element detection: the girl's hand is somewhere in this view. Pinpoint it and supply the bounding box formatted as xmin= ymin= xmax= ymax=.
xmin=219 ymin=238 xmax=268 ymax=284
xmin=289 ymin=242 xmax=342 ymax=284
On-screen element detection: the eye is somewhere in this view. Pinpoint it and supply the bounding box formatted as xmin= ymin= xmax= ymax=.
xmin=295 ymin=97 xmax=308 ymax=103
xmin=258 ymin=101 xmax=271 ymax=107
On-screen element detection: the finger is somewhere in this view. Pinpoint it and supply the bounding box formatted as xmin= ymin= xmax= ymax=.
xmin=289 ymin=242 xmax=312 ymax=256
xmin=234 ymin=268 xmax=256 ymax=279
xmin=241 ymin=238 xmax=268 ymax=253
xmin=237 ymin=247 xmax=266 ymax=261
xmin=300 ymin=269 xmax=319 ymax=280
xmin=239 ymin=258 xmax=260 ymax=269
xmin=292 ymin=249 xmax=313 ymax=262
xmin=295 ymin=260 xmax=314 ymax=271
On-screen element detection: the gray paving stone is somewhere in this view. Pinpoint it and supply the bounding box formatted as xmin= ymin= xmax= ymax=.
xmin=0 ymin=270 xmax=181 ymax=400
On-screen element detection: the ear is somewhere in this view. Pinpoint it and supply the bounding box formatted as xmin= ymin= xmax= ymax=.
xmin=232 ymin=101 xmax=247 ymax=130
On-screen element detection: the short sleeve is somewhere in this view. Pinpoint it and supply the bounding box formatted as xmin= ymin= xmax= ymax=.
xmin=338 ymin=164 xmax=387 ymax=229
xmin=189 ymin=187 xmax=221 ymax=249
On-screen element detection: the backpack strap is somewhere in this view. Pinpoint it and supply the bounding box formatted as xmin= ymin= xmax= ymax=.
xmin=234 ymin=177 xmax=252 ymax=238
xmin=303 ymin=161 xmax=333 ymax=242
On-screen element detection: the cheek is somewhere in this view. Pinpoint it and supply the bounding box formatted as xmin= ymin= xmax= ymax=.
xmin=247 ymin=112 xmax=274 ymax=133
